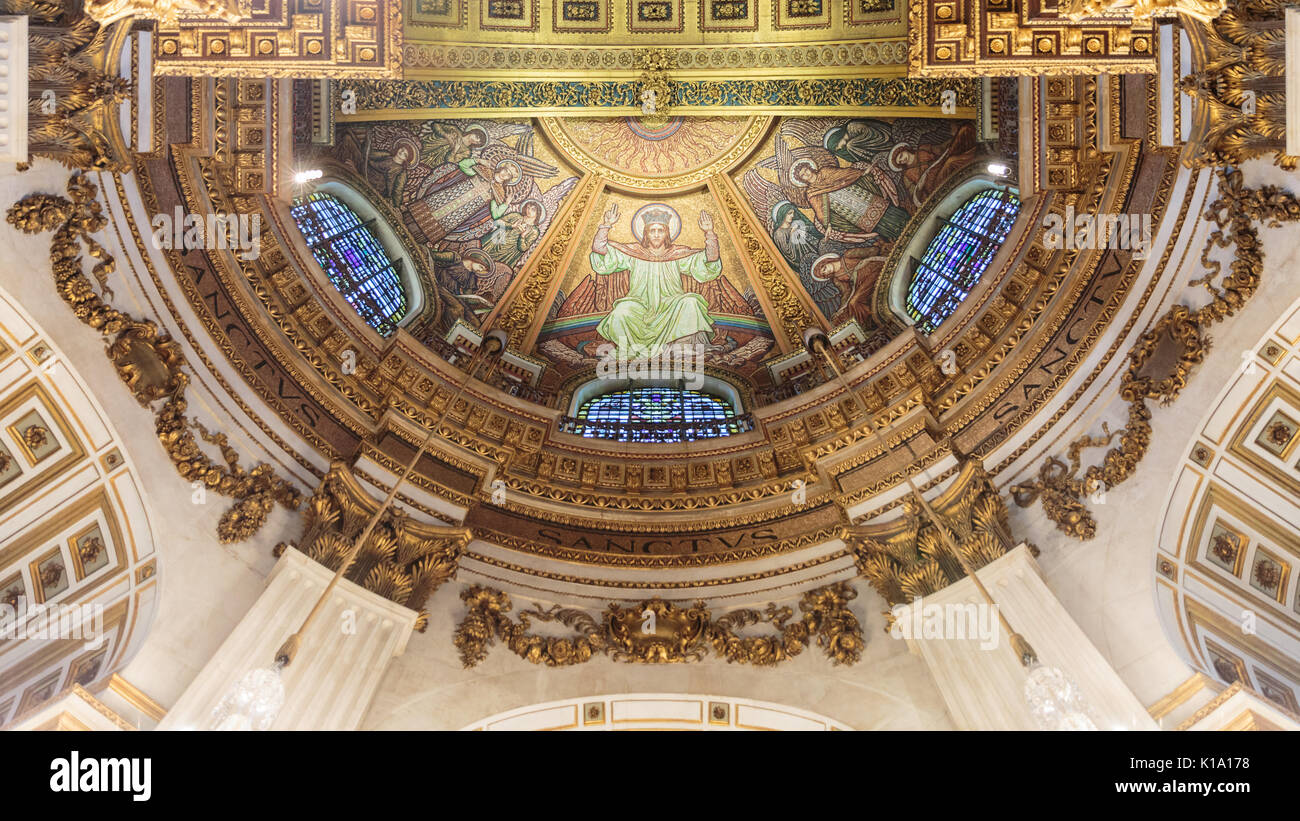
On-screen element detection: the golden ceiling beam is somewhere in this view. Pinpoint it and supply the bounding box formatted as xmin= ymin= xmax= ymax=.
xmin=907 ymin=0 xmax=1159 ymax=77
xmin=151 ymin=0 xmax=403 ymax=79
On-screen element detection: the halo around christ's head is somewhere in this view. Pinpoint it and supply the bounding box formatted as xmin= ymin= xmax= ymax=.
xmin=630 ymin=203 xmax=683 ymax=244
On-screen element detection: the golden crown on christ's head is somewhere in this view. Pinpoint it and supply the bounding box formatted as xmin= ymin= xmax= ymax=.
xmin=641 ymin=209 xmax=673 ymax=227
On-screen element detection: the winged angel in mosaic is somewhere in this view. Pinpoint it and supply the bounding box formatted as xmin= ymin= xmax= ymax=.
xmin=348 ymin=120 xmax=579 ymax=329
xmin=741 ymin=118 xmax=976 ymax=328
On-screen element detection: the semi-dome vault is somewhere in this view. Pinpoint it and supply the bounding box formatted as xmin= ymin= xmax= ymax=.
xmin=2 ymin=0 xmax=1300 ymax=735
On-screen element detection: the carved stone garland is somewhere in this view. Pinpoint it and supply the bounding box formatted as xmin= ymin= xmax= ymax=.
xmin=452 ymin=582 xmax=863 ymax=668
xmin=6 ymin=173 xmax=302 ymax=542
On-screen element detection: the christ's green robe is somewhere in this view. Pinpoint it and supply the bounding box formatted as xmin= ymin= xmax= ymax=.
xmin=589 ymin=243 xmax=722 ymax=360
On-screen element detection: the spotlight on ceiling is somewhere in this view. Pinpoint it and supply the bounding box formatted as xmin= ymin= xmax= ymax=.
xmin=294 ymin=169 xmax=324 ymax=185
xmin=987 ymin=162 xmax=1011 ymax=177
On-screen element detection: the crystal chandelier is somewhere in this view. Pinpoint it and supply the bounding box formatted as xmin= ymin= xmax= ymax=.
xmin=1024 ymin=662 xmax=1099 ymax=731
xmin=210 ymin=663 xmax=285 ymax=731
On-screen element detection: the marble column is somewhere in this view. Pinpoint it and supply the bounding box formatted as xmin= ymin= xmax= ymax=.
xmin=158 ymin=548 xmax=418 ymax=730
xmin=895 ymin=544 xmax=1158 ymax=731
xmin=0 ymin=16 xmax=28 ymax=164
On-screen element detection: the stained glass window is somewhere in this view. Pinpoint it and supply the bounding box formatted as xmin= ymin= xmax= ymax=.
xmin=906 ymin=188 xmax=1020 ymax=334
xmin=290 ymin=192 xmax=407 ymax=336
xmin=573 ymin=387 xmax=740 ymax=443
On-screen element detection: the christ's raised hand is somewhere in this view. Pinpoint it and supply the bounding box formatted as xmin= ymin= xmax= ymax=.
xmin=698 ymin=212 xmax=714 ymax=233
xmin=593 ymin=203 xmax=618 ymax=254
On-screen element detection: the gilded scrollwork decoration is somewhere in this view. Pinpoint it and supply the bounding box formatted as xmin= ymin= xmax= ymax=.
xmin=1012 ymin=167 xmax=1300 ymax=538
xmin=637 ymin=49 xmax=673 ymax=124
xmin=6 ymin=173 xmax=302 ymax=543
xmin=452 ymin=582 xmax=864 ymax=668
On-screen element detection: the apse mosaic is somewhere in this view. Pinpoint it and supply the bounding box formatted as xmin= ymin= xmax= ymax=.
xmin=326 ymin=119 xmax=582 ymax=334
xmin=316 ymin=114 xmax=982 ymax=399
xmin=536 ymin=187 xmax=777 ymax=389
xmin=733 ymin=117 xmax=979 ymax=330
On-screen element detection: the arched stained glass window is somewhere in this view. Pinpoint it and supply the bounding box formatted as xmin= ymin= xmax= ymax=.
xmin=290 ymin=192 xmax=407 ymax=336
xmin=906 ymin=188 xmax=1020 ymax=334
xmin=572 ymin=387 xmax=741 ymax=443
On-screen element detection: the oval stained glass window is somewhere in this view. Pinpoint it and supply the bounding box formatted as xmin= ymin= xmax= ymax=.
xmin=906 ymin=188 xmax=1020 ymax=334
xmin=290 ymin=192 xmax=407 ymax=336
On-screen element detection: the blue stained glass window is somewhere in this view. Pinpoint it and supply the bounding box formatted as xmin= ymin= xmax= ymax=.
xmin=290 ymin=192 xmax=407 ymax=336
xmin=907 ymin=188 xmax=1020 ymax=334
xmin=574 ymin=387 xmax=739 ymax=443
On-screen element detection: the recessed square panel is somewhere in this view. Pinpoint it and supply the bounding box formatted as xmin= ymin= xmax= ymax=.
xmin=1205 ymin=521 xmax=1247 ymax=576
xmin=775 ymin=0 xmax=832 ymax=29
xmin=31 ymin=548 xmax=68 ymax=603
xmin=0 ymin=572 xmax=23 ymax=611
xmin=701 ymin=0 xmax=758 ymax=30
xmin=555 ymin=0 xmax=611 ymax=31
xmin=67 ymin=647 xmax=109 ymax=689
xmin=1189 ymin=441 xmax=1214 ymax=467
xmin=70 ymin=523 xmax=110 ymax=581
xmin=480 ymin=0 xmax=537 ymax=30
xmin=848 ymin=0 xmax=897 ymax=25
xmin=583 ymin=701 xmax=605 ymax=724
xmin=1249 ymin=547 xmax=1289 ymax=603
xmin=0 ymin=439 xmax=20 ymax=489
xmin=629 ymin=0 xmax=684 ymax=32
xmin=411 ymin=0 xmax=464 ymax=26
xmin=18 ymin=671 xmax=61 ymax=715
xmin=1255 ymin=409 xmax=1299 ymax=458
xmin=1253 ymin=668 xmax=1300 ymax=713
xmin=1204 ymin=639 xmax=1247 ymax=686
xmin=7 ymin=409 xmax=59 ymax=465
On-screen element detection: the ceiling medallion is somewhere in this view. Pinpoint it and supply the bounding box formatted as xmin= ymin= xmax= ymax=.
xmin=539 ymin=115 xmax=772 ymax=192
